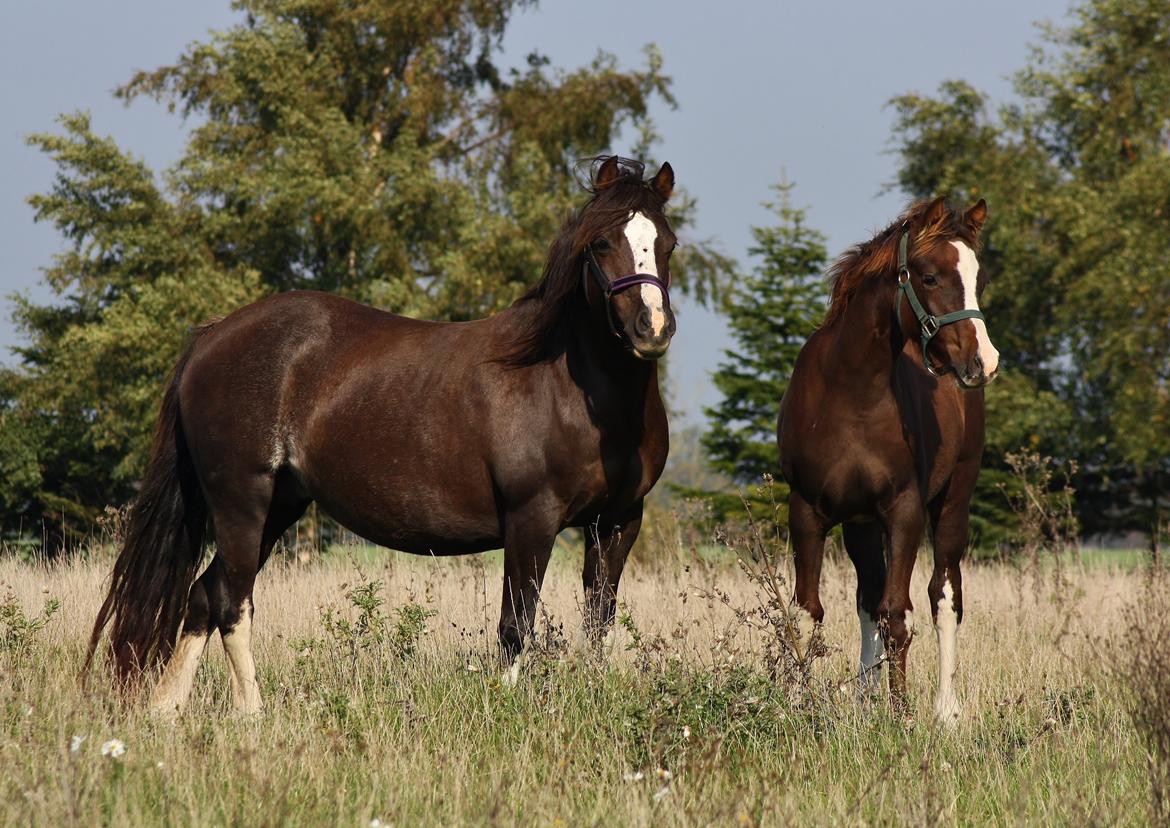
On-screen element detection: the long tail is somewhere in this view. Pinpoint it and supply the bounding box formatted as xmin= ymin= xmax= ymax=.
xmin=84 ymin=327 xmax=212 ymax=686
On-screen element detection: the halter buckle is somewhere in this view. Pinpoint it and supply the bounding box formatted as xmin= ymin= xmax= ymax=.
xmin=922 ymin=316 xmax=939 ymax=337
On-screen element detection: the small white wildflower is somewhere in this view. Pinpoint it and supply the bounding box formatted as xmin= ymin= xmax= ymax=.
xmin=465 ymin=662 xmax=481 ymax=673
xmin=70 ymin=735 xmax=86 ymax=754
xmin=622 ymin=771 xmax=644 ymax=783
xmin=100 ymin=739 xmax=126 ymax=759
xmin=156 ymin=761 xmax=165 ymax=769
xmin=369 ymin=819 xmax=385 ymax=828
xmin=681 ymin=725 xmax=691 ymax=740
xmin=655 ymin=767 xmax=672 ymax=781
xmin=653 ymin=786 xmax=671 ymax=802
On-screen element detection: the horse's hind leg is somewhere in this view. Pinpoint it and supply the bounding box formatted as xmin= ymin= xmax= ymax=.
xmin=210 ymin=492 xmax=307 ymax=714
xmin=928 ymin=473 xmax=975 ymax=725
xmin=157 ymin=466 xmax=306 ymax=717
xmin=789 ymin=492 xmax=827 ymax=660
xmin=843 ymin=521 xmax=887 ymax=694
xmin=152 ymin=560 xmax=220 ymax=714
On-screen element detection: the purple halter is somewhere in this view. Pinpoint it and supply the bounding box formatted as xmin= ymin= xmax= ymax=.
xmin=582 ymin=244 xmax=671 ymax=341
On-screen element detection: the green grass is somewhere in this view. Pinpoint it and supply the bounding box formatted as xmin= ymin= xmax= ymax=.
xmin=1075 ymin=546 xmax=1149 ymax=571
xmin=0 ymin=547 xmax=1155 ymax=826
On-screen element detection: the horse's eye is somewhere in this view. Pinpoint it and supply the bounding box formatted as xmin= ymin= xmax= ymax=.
xmin=922 ymin=273 xmax=939 ymax=287
xmin=593 ymin=238 xmax=612 ymax=252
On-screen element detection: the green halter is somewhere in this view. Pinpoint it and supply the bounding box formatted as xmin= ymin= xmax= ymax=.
xmin=896 ymin=230 xmax=985 ymax=375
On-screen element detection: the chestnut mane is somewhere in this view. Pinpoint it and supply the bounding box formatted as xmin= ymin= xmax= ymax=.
xmin=823 ymin=199 xmax=981 ymax=327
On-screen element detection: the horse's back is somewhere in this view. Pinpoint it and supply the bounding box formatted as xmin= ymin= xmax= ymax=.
xmin=173 ymin=291 xmax=564 ymax=553
xmin=177 ymin=290 xmax=430 ymax=434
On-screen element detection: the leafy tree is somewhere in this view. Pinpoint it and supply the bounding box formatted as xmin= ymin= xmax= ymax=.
xmin=887 ymin=0 xmax=1170 ymax=549
xmin=4 ymin=0 xmax=729 ymax=545
xmin=702 ymin=181 xmax=827 ymax=485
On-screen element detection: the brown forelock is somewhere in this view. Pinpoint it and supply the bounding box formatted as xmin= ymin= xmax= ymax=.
xmin=505 ymin=167 xmax=668 ymax=364
xmin=823 ymin=199 xmax=981 ymax=327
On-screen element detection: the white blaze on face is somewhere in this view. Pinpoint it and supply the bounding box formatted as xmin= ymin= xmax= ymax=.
xmin=623 ymin=211 xmax=668 ymax=336
xmin=934 ymin=578 xmax=961 ymax=725
xmin=858 ymin=608 xmax=885 ymax=692
xmin=950 ymin=241 xmax=1000 ymax=378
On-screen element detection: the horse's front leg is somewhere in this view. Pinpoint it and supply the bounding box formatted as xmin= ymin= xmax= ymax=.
xmin=581 ymin=501 xmax=644 ymax=654
xmin=789 ymin=491 xmax=828 ymax=659
xmin=877 ymin=491 xmax=926 ymax=715
xmin=498 ymin=502 xmax=559 ymax=684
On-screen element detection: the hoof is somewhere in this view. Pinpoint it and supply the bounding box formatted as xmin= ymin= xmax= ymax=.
xmin=934 ymin=695 xmax=962 ymax=728
xmin=501 ymin=653 xmax=524 ymax=688
xmin=149 ymin=702 xmax=183 ymax=721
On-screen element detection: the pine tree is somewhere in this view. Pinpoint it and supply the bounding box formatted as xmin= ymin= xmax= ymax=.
xmin=702 ymin=181 xmax=827 ymax=485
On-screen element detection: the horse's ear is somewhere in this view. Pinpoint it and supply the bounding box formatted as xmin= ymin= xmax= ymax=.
xmin=651 ymin=162 xmax=674 ymax=201
xmin=964 ymin=198 xmax=988 ymax=235
xmin=925 ymin=196 xmax=948 ymax=227
xmin=595 ymin=156 xmax=621 ymax=190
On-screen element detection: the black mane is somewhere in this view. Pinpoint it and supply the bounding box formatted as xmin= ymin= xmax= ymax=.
xmin=504 ymin=157 xmax=668 ymax=364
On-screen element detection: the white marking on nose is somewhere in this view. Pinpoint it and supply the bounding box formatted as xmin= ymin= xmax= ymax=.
xmin=624 ymin=211 xmax=667 ymax=336
xmin=951 ymin=241 xmax=999 ymax=378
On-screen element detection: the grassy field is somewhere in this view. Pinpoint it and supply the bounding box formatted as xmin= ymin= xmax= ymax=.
xmin=0 ymin=535 xmax=1163 ymax=826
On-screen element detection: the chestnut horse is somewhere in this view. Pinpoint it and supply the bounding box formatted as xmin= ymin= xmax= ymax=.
xmin=87 ymin=156 xmax=679 ymax=713
xmin=778 ymin=197 xmax=999 ymax=722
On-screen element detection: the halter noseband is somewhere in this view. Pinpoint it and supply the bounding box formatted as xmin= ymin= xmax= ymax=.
xmin=895 ymin=230 xmax=985 ymax=376
xmin=582 ymin=244 xmax=672 ymax=341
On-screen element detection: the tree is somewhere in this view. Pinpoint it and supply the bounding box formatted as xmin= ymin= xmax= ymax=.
xmin=4 ymin=0 xmax=729 ymax=545
xmin=703 ymin=180 xmax=827 ymax=485
xmin=887 ymin=0 xmax=1170 ymax=549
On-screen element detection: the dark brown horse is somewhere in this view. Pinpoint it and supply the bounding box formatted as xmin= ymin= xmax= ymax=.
xmin=87 ymin=156 xmax=679 ymax=713
xmin=778 ymin=197 xmax=999 ymax=723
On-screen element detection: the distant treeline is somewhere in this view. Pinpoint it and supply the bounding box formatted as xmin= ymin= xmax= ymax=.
xmin=1 ymin=0 xmax=1168 ymax=552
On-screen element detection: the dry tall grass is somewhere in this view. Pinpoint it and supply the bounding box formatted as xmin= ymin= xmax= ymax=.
xmin=0 ymin=538 xmax=1152 ymax=826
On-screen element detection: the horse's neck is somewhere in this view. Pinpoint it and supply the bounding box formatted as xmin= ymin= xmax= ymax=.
xmin=566 ymin=311 xmax=659 ymax=423
xmin=827 ymin=274 xmax=905 ymax=390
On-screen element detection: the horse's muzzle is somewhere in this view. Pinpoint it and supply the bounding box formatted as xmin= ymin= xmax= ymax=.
xmin=629 ymin=305 xmax=676 ymax=360
xmin=958 ymin=354 xmax=998 ymax=388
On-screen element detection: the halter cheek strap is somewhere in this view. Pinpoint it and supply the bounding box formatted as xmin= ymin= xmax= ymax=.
xmin=895 ymin=230 xmax=985 ymax=375
xmin=582 ymin=245 xmax=672 ymax=341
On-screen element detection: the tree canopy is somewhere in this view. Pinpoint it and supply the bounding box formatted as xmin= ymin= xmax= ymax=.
xmin=1 ymin=0 xmax=728 ymax=544
xmin=888 ymin=0 xmax=1170 ymax=544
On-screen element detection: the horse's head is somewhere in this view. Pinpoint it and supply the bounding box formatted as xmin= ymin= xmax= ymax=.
xmin=581 ymin=156 xmax=678 ymax=360
xmin=897 ymin=197 xmax=1000 ymax=387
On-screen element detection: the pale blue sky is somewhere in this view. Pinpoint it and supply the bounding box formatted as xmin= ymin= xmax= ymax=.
xmin=0 ymin=1 xmax=1072 ymax=426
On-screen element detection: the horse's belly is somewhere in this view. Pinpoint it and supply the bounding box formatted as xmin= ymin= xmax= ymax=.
xmin=300 ymin=450 xmax=503 ymax=554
